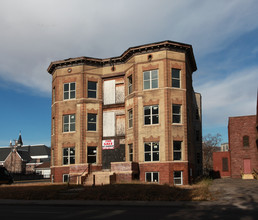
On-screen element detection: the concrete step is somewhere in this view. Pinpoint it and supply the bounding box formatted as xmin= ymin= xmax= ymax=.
xmin=242 ymin=174 xmax=254 ymax=179
xmin=84 ymin=171 xmax=115 ymax=186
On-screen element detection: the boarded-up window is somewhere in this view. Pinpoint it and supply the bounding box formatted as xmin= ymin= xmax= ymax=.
xmin=243 ymin=136 xmax=249 ymax=147
xmin=103 ymin=80 xmax=115 ymax=105
xmin=116 ymin=115 xmax=125 ymax=136
xmin=115 ymin=84 xmax=125 ymax=104
xmin=103 ymin=112 xmax=115 ymax=137
xmin=222 ymin=157 xmax=228 ymax=171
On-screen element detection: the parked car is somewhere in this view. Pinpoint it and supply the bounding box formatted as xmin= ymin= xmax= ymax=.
xmin=0 ymin=167 xmax=13 ymax=184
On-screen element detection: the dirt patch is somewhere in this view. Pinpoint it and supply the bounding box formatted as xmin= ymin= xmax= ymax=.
xmin=0 ymin=181 xmax=212 ymax=201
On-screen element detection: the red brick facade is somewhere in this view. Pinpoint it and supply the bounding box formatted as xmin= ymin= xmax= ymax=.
xmin=228 ymin=115 xmax=258 ymax=178
xmin=213 ymin=151 xmax=231 ymax=177
xmin=139 ymin=162 xmax=188 ymax=185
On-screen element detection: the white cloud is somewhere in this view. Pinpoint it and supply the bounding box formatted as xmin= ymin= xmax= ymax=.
xmin=0 ymin=0 xmax=258 ymax=95
xmin=195 ymin=66 xmax=258 ymax=127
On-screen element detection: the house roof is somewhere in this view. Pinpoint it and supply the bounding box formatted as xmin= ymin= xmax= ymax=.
xmin=17 ymin=150 xmax=31 ymax=162
xmin=0 ymin=145 xmax=50 ymax=162
xmin=47 ymin=40 xmax=197 ymax=75
xmin=0 ymin=147 xmax=12 ymax=162
xmin=21 ymin=145 xmax=51 ymax=157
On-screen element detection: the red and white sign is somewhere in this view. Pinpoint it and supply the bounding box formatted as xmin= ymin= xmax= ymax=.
xmin=102 ymin=139 xmax=114 ymax=150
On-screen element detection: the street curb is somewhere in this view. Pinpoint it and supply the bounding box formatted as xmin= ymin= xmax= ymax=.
xmin=0 ymin=199 xmax=213 ymax=207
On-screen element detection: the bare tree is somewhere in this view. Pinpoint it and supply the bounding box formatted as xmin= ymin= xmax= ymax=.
xmin=202 ymin=133 xmax=222 ymax=175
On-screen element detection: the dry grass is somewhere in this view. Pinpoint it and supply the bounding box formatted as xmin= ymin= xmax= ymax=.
xmin=0 ymin=179 xmax=213 ymax=201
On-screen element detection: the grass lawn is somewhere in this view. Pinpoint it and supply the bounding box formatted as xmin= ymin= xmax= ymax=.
xmin=0 ymin=179 xmax=213 ymax=201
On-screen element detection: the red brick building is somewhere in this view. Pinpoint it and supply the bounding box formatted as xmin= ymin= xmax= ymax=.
xmin=228 ymin=115 xmax=258 ymax=179
xmin=213 ymin=151 xmax=231 ymax=178
xmin=48 ymin=41 xmax=202 ymax=185
xmin=213 ymin=95 xmax=258 ymax=179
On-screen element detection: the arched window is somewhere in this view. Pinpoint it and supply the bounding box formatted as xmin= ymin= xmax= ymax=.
xmin=243 ymin=136 xmax=249 ymax=147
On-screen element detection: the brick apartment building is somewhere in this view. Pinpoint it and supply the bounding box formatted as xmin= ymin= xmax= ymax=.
xmin=213 ymin=95 xmax=258 ymax=179
xmin=47 ymin=40 xmax=202 ymax=185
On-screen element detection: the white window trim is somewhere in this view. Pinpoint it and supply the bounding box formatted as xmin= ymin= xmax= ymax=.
xmin=172 ymin=104 xmax=182 ymax=124
xmin=87 ymin=113 xmax=97 ymax=131
xmin=63 ymin=147 xmax=75 ymax=165
xmin=63 ymin=174 xmax=70 ymax=183
xmin=143 ymin=69 xmax=159 ymax=90
xmin=145 ymin=172 xmax=159 ymax=183
xmin=128 ymin=144 xmax=133 ymax=162
xmin=64 ymin=82 xmax=76 ymax=100
xmin=144 ymin=142 xmax=159 ymax=162
xmin=88 ymin=81 xmax=97 ymax=98
xmin=144 ymin=105 xmax=159 ymax=125
xmin=173 ymin=141 xmax=182 ymax=161
xmin=128 ymin=109 xmax=133 ymax=128
xmin=174 ymin=171 xmax=183 ymax=185
xmin=172 ymin=68 xmax=181 ymax=88
xmin=63 ymin=114 xmax=76 ymax=132
xmin=128 ymin=75 xmax=133 ymax=94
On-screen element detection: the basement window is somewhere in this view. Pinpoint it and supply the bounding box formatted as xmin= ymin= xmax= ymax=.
xmin=145 ymin=172 xmax=159 ymax=183
xmin=174 ymin=171 xmax=183 ymax=185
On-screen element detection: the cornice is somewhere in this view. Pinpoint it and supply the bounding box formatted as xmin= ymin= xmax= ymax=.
xmin=47 ymin=40 xmax=197 ymax=75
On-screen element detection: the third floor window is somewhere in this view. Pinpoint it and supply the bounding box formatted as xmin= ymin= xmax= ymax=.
xmin=172 ymin=68 xmax=180 ymax=88
xmin=128 ymin=75 xmax=133 ymax=94
xmin=143 ymin=70 xmax=158 ymax=90
xmin=64 ymin=82 xmax=76 ymax=100
xmin=88 ymin=81 xmax=97 ymax=98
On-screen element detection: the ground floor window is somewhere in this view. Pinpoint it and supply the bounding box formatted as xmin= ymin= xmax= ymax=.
xmin=63 ymin=174 xmax=69 ymax=183
xmin=87 ymin=147 xmax=97 ymax=164
xmin=174 ymin=171 xmax=183 ymax=185
xmin=222 ymin=157 xmax=228 ymax=171
xmin=145 ymin=172 xmax=159 ymax=183
xmin=129 ymin=144 xmax=133 ymax=161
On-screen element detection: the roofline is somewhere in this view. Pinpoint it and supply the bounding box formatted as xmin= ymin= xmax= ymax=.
xmin=22 ymin=144 xmax=49 ymax=147
xmin=229 ymin=115 xmax=256 ymax=119
xmin=47 ymin=40 xmax=197 ymax=74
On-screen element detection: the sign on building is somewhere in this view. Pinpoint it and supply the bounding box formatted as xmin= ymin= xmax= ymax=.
xmin=102 ymin=139 xmax=115 ymax=150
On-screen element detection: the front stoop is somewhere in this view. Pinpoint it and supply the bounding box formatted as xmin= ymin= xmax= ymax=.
xmin=242 ymin=174 xmax=254 ymax=179
xmin=84 ymin=171 xmax=115 ymax=186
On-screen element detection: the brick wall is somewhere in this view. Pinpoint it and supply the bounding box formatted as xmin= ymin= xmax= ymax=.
xmin=139 ymin=162 xmax=188 ymax=185
xmin=213 ymin=151 xmax=231 ymax=177
xmin=228 ymin=115 xmax=258 ymax=178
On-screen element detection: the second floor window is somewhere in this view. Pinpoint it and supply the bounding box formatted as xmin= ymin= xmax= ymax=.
xmin=144 ymin=105 xmax=159 ymax=125
xmin=128 ymin=109 xmax=133 ymax=128
xmin=63 ymin=147 xmax=75 ymax=165
xmin=143 ymin=70 xmax=158 ymax=90
xmin=88 ymin=81 xmax=97 ymax=98
xmin=63 ymin=114 xmax=75 ymax=132
xmin=64 ymin=82 xmax=76 ymax=100
xmin=173 ymin=141 xmax=182 ymax=161
xmin=243 ymin=136 xmax=249 ymax=147
xmin=144 ymin=142 xmax=159 ymax=161
xmin=87 ymin=113 xmax=97 ymax=131
xmin=172 ymin=68 xmax=180 ymax=88
xmin=172 ymin=104 xmax=181 ymax=124
xmin=87 ymin=147 xmax=97 ymax=164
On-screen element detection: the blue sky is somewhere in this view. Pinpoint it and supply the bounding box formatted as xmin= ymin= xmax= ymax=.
xmin=0 ymin=0 xmax=258 ymax=147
